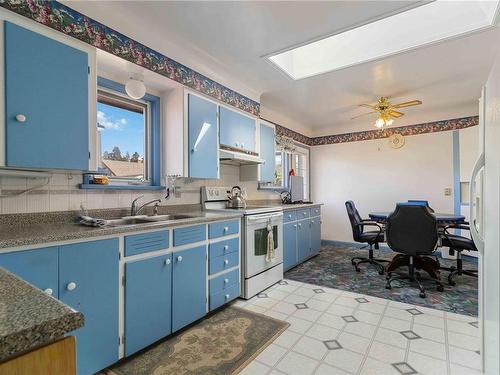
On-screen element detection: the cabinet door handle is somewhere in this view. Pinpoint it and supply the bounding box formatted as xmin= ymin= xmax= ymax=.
xmin=223 ymin=226 xmax=229 ymax=232
xmin=224 ymin=259 xmax=229 ymax=265
xmin=224 ymin=245 xmax=229 ymax=250
xmin=224 ymin=278 xmax=229 ymax=284
xmin=288 ymin=215 xmax=292 ymax=218
xmin=311 ymin=221 xmax=314 ymax=224
xmin=298 ymin=223 xmax=302 ymax=227
xmin=177 ymin=256 xmax=183 ymax=262
xmin=15 ymin=114 xmax=27 ymax=123
xmin=225 ymin=294 xmax=230 ymax=299
xmin=293 ymin=224 xmax=297 ymax=228
xmin=241 ymin=142 xmax=245 ymax=148
xmin=44 ymin=288 xmax=53 ymax=296
xmin=303 ymin=212 xmax=307 ymax=216
xmin=66 ymin=282 xmax=77 ymax=291
xmin=165 ymin=258 xmax=171 ymax=265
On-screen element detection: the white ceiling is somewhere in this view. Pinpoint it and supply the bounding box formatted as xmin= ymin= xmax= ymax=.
xmin=66 ymin=1 xmax=500 ymax=136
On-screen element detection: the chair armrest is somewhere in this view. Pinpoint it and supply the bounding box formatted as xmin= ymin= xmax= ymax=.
xmin=357 ymin=221 xmax=383 ymax=237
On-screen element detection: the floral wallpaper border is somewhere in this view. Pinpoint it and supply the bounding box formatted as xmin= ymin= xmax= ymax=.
xmin=0 ymin=0 xmax=260 ymax=116
xmin=274 ymin=116 xmax=478 ymax=146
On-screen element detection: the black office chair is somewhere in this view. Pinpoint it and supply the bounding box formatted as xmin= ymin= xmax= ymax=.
xmin=345 ymin=201 xmax=389 ymax=275
xmin=407 ymin=200 xmax=435 ymax=212
xmin=385 ymin=203 xmax=444 ymax=298
xmin=439 ymin=222 xmax=478 ymax=285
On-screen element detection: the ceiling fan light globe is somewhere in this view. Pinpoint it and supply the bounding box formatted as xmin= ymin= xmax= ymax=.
xmin=375 ymin=118 xmax=385 ymax=128
xmin=386 ymin=119 xmax=394 ymax=126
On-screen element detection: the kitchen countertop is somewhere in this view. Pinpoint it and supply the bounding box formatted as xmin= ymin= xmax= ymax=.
xmin=0 ymin=267 xmax=84 ymax=362
xmin=279 ymin=202 xmax=324 ymax=211
xmin=0 ymin=210 xmax=243 ymax=250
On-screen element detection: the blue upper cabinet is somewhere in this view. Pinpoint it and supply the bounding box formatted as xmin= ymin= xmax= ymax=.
xmin=59 ymin=239 xmax=119 ymax=375
xmin=0 ymin=247 xmax=58 ymax=298
xmin=260 ymin=123 xmax=276 ymax=182
xmin=125 ymin=254 xmax=172 ymax=356
xmin=219 ymin=106 xmax=256 ymax=152
xmin=4 ymin=22 xmax=89 ymax=170
xmin=188 ymin=93 xmax=219 ymax=179
xmin=172 ymin=245 xmax=207 ymax=332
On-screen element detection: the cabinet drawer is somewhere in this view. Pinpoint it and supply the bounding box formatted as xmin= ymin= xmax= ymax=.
xmin=209 ymin=251 xmax=239 ymax=275
xmin=208 ymin=220 xmax=239 ymax=239
xmin=173 ymin=225 xmax=206 ymax=246
xmin=209 ymin=238 xmax=239 ymax=259
xmin=209 ymin=269 xmax=240 ymax=295
xmin=283 ymin=210 xmax=297 ymax=223
xmin=124 ymin=231 xmax=169 ymax=256
xmin=210 ymin=283 xmax=240 ymax=311
xmin=310 ymin=206 xmax=321 ymax=217
xmin=296 ymin=208 xmax=310 ymax=219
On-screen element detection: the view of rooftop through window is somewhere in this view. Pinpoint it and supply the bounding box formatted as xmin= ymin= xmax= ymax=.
xmin=97 ymin=93 xmax=147 ymax=180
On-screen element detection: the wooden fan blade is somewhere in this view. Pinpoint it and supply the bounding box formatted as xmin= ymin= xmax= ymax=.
xmin=351 ymin=111 xmax=377 ymax=120
xmin=392 ymin=100 xmax=422 ymax=108
xmin=359 ymin=103 xmax=378 ymax=110
xmin=389 ymin=110 xmax=404 ymax=118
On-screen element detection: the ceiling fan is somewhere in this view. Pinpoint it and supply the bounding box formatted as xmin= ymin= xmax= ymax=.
xmin=352 ymin=96 xmax=422 ymax=128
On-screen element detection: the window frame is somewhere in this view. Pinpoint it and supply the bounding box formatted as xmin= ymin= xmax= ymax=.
xmin=90 ymin=77 xmax=161 ymax=188
xmin=259 ymin=142 xmax=310 ymax=200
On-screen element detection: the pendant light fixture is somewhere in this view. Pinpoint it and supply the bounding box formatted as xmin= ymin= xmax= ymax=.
xmin=125 ymin=73 xmax=146 ymax=99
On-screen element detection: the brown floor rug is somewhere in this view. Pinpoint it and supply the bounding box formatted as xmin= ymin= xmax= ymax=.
xmin=102 ymin=305 xmax=288 ymax=375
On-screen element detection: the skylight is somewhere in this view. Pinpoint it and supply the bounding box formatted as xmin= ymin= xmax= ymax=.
xmin=269 ymin=1 xmax=500 ymax=80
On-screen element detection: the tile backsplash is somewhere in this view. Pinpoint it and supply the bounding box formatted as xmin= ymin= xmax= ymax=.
xmin=0 ymin=165 xmax=279 ymax=214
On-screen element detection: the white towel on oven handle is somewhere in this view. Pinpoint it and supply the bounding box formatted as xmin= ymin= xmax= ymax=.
xmin=266 ymin=223 xmax=276 ymax=262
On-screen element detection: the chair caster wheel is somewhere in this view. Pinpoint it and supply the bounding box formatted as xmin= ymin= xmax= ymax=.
xmin=385 ymin=284 xmax=391 ymax=290
xmin=419 ymin=292 xmax=426 ymax=298
xmin=437 ymin=285 xmax=444 ymax=292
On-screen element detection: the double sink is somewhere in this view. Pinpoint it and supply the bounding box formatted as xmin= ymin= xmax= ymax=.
xmin=106 ymin=214 xmax=196 ymax=227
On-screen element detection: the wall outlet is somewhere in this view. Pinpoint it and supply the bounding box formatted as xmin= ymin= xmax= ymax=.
xmin=444 ymin=188 xmax=452 ymax=196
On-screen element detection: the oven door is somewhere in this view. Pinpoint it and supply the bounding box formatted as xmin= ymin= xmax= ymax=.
xmin=244 ymin=212 xmax=283 ymax=278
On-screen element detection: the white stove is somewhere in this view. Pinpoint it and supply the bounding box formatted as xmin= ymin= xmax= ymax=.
xmin=202 ymin=186 xmax=284 ymax=299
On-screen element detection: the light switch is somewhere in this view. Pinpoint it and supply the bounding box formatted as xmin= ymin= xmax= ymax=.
xmin=444 ymin=188 xmax=452 ymax=196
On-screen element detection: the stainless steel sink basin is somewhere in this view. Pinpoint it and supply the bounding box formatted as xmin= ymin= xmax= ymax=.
xmin=106 ymin=214 xmax=195 ymax=227
xmin=141 ymin=214 xmax=194 ymax=222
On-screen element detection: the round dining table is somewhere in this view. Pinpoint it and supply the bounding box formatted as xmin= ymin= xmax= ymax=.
xmin=369 ymin=211 xmax=466 ymax=225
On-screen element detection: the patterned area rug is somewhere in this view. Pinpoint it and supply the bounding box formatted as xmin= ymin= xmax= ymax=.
xmin=102 ymin=306 xmax=288 ymax=375
xmin=285 ymin=244 xmax=478 ymax=316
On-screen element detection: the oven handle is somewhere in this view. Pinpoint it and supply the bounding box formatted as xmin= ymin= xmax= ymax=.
xmin=246 ymin=212 xmax=283 ymax=222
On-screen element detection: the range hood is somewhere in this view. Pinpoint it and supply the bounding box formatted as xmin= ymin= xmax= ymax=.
xmin=219 ymin=146 xmax=264 ymax=166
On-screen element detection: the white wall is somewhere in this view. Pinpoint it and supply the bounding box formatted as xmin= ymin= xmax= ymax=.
xmin=311 ymin=131 xmax=455 ymax=242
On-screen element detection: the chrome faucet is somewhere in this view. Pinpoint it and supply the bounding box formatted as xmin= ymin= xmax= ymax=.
xmin=131 ymin=195 xmax=162 ymax=216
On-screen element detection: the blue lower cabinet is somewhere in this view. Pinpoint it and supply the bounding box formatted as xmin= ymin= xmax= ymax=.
xmin=297 ymin=219 xmax=311 ymax=263
xmin=209 ymin=251 xmax=239 ymax=275
xmin=310 ymin=218 xmax=321 ymax=255
xmin=59 ymin=239 xmax=119 ymax=375
xmin=209 ymin=269 xmax=240 ymax=295
xmin=210 ymin=283 xmax=240 ymax=311
xmin=172 ymin=245 xmax=207 ymax=332
xmin=283 ymin=222 xmax=298 ymax=270
xmin=0 ymin=247 xmax=58 ymax=298
xmin=125 ymin=254 xmax=172 ymax=356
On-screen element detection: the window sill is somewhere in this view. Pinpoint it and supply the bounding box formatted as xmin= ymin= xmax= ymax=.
xmin=79 ymin=184 xmax=165 ymax=191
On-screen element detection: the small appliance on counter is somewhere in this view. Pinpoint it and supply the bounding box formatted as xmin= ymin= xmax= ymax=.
xmin=280 ymin=191 xmax=291 ymax=204
xmin=290 ymin=175 xmax=304 ymax=203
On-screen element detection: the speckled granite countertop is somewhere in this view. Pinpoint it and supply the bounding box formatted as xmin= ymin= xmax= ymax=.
xmin=0 ymin=268 xmax=84 ymax=362
xmin=0 ymin=209 xmax=242 ymax=250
